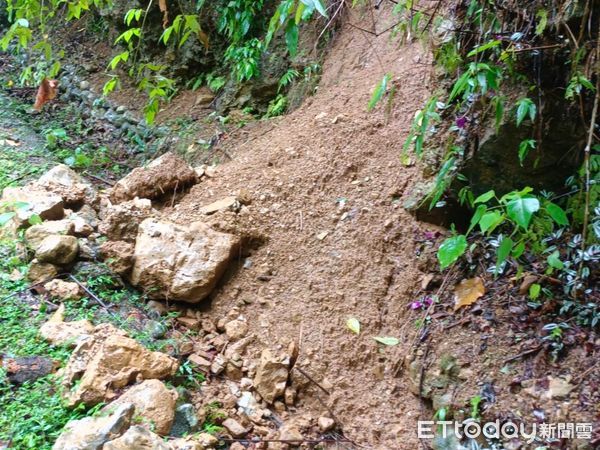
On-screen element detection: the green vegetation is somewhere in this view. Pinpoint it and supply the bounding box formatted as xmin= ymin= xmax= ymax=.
xmin=2 ymin=0 xmax=329 ymax=123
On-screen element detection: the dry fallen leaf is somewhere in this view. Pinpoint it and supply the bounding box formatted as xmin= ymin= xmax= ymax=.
xmin=518 ymin=273 xmax=539 ymax=295
xmin=159 ymin=0 xmax=169 ymax=28
xmin=454 ymin=277 xmax=485 ymax=311
xmin=33 ymin=78 xmax=59 ymax=111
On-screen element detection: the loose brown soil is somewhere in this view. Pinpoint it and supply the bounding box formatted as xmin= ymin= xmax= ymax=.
xmin=163 ymin=6 xmax=436 ymax=449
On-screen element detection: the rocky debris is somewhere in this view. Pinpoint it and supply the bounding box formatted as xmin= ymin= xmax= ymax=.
xmin=27 ymin=259 xmax=59 ymax=283
xmin=103 ymin=426 xmax=171 ymax=450
xmin=44 ymin=279 xmax=82 ymax=300
xmin=52 ymin=403 xmax=134 ymax=450
xmin=222 ymin=418 xmax=249 ymax=438
xmin=1 ymin=355 xmax=56 ymax=384
xmin=187 ymin=354 xmax=212 ymax=372
xmin=35 ymin=235 xmax=79 ymax=265
xmin=37 ymin=164 xmax=98 ymax=208
xmin=253 ymin=349 xmax=290 ymax=404
xmin=99 ymin=241 xmax=135 ymax=275
xmin=130 ymin=219 xmax=239 ymax=303
xmin=172 ymin=433 xmax=218 ymax=450
xmin=71 ymin=204 xmax=99 ymax=229
xmin=170 ymin=403 xmax=199 ymax=437
xmin=224 ymin=319 xmax=248 ymax=341
xmin=40 ymin=304 xmax=93 ymax=347
xmin=102 ymin=379 xmax=177 ymax=436
xmin=98 ymin=197 xmax=154 ymax=243
xmin=109 ymin=152 xmax=197 ymax=204
xmin=25 ymin=219 xmax=75 ymax=249
xmin=1 ymin=184 xmax=64 ymax=227
xmin=318 ymin=416 xmax=335 ymax=432
xmin=63 ymin=325 xmax=179 ymax=406
xmin=176 ymin=316 xmax=201 ymax=331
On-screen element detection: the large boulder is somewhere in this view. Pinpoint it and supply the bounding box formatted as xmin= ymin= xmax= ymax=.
xmin=52 ymin=403 xmax=133 ymax=450
xmin=109 ymin=152 xmax=197 ymax=204
xmin=38 ymin=164 xmax=98 ymax=208
xmin=253 ymin=349 xmax=290 ymax=404
xmin=98 ymin=197 xmax=154 ymax=243
xmin=1 ymin=184 xmax=64 ymax=227
xmin=35 ymin=235 xmax=79 ymax=265
xmin=102 ymin=379 xmax=177 ymax=436
xmin=129 ymin=219 xmax=239 ymax=303
xmin=63 ymin=324 xmax=179 ymax=406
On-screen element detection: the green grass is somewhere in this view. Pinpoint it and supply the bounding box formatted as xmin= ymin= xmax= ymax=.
xmin=0 ymin=242 xmax=181 ymax=449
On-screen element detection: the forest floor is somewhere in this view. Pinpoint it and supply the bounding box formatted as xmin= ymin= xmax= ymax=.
xmin=0 ymin=3 xmax=598 ymax=450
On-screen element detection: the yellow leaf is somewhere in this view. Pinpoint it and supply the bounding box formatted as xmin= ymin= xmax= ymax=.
xmin=453 ymin=277 xmax=485 ymax=311
xmin=346 ymin=317 xmax=360 ymax=334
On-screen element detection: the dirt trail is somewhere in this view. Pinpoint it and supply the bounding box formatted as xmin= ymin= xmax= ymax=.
xmin=167 ymin=7 xmax=437 ymax=448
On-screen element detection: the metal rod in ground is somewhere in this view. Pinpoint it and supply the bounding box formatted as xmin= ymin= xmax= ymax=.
xmin=293 ymin=366 xmax=331 ymax=396
xmin=67 ymin=273 xmax=113 ymax=313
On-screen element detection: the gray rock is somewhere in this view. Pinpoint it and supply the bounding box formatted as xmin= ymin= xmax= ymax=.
xmin=52 ymin=403 xmax=134 ymax=450
xmin=170 ymin=403 xmax=199 ymax=437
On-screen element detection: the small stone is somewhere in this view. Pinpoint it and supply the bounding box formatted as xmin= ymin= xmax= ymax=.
xmin=40 ymin=304 xmax=93 ymax=347
xmin=103 ymin=425 xmax=170 ymax=450
xmin=318 ymin=416 xmax=335 ymax=432
xmin=284 ymin=387 xmax=296 ymax=406
xmin=225 ymin=319 xmax=248 ymax=341
xmin=44 ymin=279 xmax=81 ymax=300
xmin=188 ymin=354 xmax=212 ymax=371
xmin=195 ymin=433 xmax=219 ymax=448
xmin=147 ymin=300 xmax=168 ymax=316
xmin=210 ymin=354 xmax=226 ymax=375
xmin=253 ymin=349 xmax=290 ymax=404
xmin=99 ymin=240 xmax=135 ymax=275
xmin=170 ymin=403 xmax=199 ymax=437
xmin=200 ymin=196 xmax=239 ymax=215
xmin=177 ymin=317 xmax=201 ymax=331
xmin=222 ymin=418 xmax=248 ymax=438
xmin=35 ymin=235 xmax=78 ymax=265
xmin=25 ymin=220 xmax=75 ymax=249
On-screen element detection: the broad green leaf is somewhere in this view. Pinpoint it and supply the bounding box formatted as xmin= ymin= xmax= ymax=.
xmin=285 ymin=22 xmax=298 ymax=57
xmin=438 ymin=235 xmax=467 ymax=270
xmin=506 ymin=197 xmax=540 ymax=229
xmin=515 ymin=98 xmax=536 ymax=126
xmin=512 ymin=241 xmax=525 ymax=258
xmin=518 ymin=139 xmax=535 ymax=166
xmin=28 ymin=214 xmax=42 ymax=225
xmin=474 ymin=190 xmax=495 ymax=204
xmin=495 ymin=236 xmax=513 ymax=274
xmin=529 ymin=283 xmax=541 ymax=299
xmin=547 ymin=251 xmax=564 ymax=270
xmin=367 ymin=74 xmax=390 ymax=111
xmin=300 ymin=0 xmax=328 ymax=17
xmin=346 ymin=317 xmax=360 ymax=334
xmin=479 ymin=211 xmax=503 ymax=234
xmin=0 ymin=211 xmax=16 ymax=227
xmin=468 ymin=205 xmax=487 ymax=234
xmin=373 ymin=336 xmax=399 ymax=346
xmin=546 ymin=202 xmax=568 ymax=226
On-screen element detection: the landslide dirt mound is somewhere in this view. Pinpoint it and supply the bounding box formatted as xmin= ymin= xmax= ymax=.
xmin=164 ymin=6 xmax=437 ymax=449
